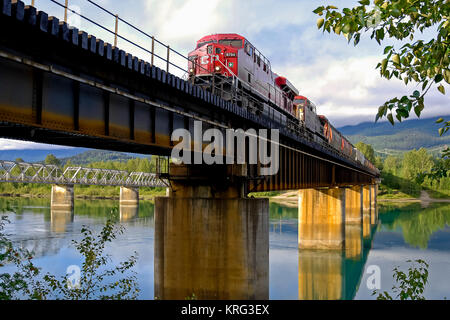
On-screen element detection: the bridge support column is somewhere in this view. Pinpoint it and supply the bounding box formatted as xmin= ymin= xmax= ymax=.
xmin=155 ymin=179 xmax=269 ymax=300
xmin=120 ymin=187 xmax=139 ymax=206
xmin=371 ymin=184 xmax=378 ymax=225
xmin=362 ymin=185 xmax=372 ymax=247
xmin=298 ymin=188 xmax=345 ymax=250
xmin=345 ymin=186 xmax=363 ymax=259
xmin=50 ymin=185 xmax=74 ymax=211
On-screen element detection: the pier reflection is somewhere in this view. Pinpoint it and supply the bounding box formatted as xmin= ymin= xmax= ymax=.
xmin=298 ymin=221 xmax=375 ymax=300
xmin=50 ymin=208 xmax=74 ymax=233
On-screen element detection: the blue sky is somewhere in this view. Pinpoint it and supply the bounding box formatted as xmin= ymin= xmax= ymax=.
xmin=1 ymin=0 xmax=448 ymax=150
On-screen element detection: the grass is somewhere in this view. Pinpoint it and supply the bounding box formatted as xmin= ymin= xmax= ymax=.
xmin=248 ymin=191 xmax=283 ymax=198
xmin=0 ymin=183 xmax=167 ymax=200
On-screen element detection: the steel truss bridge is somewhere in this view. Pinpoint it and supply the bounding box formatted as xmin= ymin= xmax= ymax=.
xmin=0 ymin=0 xmax=380 ymax=192
xmin=0 ymin=160 xmax=167 ymax=188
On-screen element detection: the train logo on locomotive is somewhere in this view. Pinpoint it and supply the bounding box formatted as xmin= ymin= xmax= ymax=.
xmin=187 ymin=33 xmax=378 ymax=174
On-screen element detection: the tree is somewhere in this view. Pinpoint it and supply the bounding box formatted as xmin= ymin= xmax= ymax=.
xmin=314 ymin=1 xmax=449 ymax=130
xmin=44 ymin=154 xmax=61 ymax=167
xmin=374 ymin=259 xmax=429 ymax=300
xmin=356 ymin=141 xmax=376 ymax=163
xmin=383 ymin=155 xmax=402 ymax=174
xmin=401 ymin=148 xmax=434 ymax=182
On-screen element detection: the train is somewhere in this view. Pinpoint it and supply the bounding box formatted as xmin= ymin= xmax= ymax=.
xmin=187 ymin=33 xmax=377 ymax=173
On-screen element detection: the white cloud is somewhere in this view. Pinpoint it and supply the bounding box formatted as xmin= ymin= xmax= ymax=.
xmin=0 ymin=139 xmax=75 ymax=151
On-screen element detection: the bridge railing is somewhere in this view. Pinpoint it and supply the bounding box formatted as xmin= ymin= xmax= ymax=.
xmin=0 ymin=161 xmax=168 ymax=188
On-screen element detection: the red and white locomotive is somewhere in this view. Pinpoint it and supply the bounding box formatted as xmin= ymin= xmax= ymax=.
xmin=188 ymin=33 xmax=375 ymax=170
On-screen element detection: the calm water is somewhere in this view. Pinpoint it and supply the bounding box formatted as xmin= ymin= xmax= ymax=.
xmin=1 ymin=198 xmax=450 ymax=300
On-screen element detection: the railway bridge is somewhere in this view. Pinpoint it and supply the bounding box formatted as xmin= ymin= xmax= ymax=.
xmin=0 ymin=0 xmax=380 ymax=300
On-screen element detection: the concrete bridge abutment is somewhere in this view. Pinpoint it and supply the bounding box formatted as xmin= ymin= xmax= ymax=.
xmin=50 ymin=184 xmax=74 ymax=211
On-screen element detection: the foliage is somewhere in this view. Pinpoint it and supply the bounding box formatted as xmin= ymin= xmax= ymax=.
xmin=0 ymin=216 xmax=42 ymax=300
xmin=314 ymin=1 xmax=449 ymax=132
xmin=0 ymin=210 xmax=140 ymax=300
xmin=44 ymin=154 xmax=61 ymax=166
xmin=356 ymin=141 xmax=376 ymax=163
xmin=374 ymin=259 xmax=429 ymax=300
xmin=42 ymin=211 xmax=140 ymax=300
xmin=401 ymin=148 xmax=434 ymax=183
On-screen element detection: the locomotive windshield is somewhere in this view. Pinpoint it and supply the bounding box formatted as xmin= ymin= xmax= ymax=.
xmin=197 ymin=40 xmax=216 ymax=48
xmin=218 ymin=39 xmax=243 ymax=48
xmin=294 ymin=98 xmax=306 ymax=105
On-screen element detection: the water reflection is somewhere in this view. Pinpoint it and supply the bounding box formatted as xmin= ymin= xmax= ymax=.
xmin=50 ymin=208 xmax=74 ymax=233
xmin=120 ymin=205 xmax=139 ymax=222
xmin=0 ymin=198 xmax=450 ymax=299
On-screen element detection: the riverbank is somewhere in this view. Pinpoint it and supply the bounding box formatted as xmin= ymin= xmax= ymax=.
xmin=0 ymin=192 xmax=164 ymax=201
xmin=265 ymin=190 xmax=450 ymax=207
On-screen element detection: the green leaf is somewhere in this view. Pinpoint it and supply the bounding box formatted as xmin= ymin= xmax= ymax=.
xmin=313 ymin=6 xmax=325 ymax=14
xmin=436 ymin=118 xmax=445 ymax=124
xmin=438 ymin=85 xmax=446 ymax=95
xmin=413 ymin=90 xmax=420 ymax=98
xmin=435 ymin=74 xmax=443 ymax=83
xmin=359 ymin=0 xmax=370 ymax=5
xmin=387 ymin=113 xmax=394 ymax=125
xmin=317 ymin=18 xmax=325 ymax=29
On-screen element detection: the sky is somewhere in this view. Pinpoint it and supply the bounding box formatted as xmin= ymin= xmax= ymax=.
xmin=1 ymin=0 xmax=448 ymax=151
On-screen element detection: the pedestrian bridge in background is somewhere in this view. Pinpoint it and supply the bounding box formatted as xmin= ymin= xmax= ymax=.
xmin=0 ymin=160 xmax=167 ymax=188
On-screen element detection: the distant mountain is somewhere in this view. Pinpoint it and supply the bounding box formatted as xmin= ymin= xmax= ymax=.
xmin=61 ymin=150 xmax=148 ymax=165
xmin=0 ymin=148 xmax=87 ymax=162
xmin=338 ymin=116 xmax=450 ymax=156
xmin=0 ymin=148 xmax=148 ymax=164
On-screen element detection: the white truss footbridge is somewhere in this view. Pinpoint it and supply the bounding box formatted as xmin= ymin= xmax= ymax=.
xmin=0 ymin=161 xmax=168 ymax=188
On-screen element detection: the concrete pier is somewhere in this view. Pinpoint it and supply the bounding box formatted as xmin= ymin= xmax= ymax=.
xmin=119 ymin=187 xmax=139 ymax=206
xmin=154 ymin=184 xmax=269 ymax=300
xmin=371 ymin=184 xmax=378 ymax=225
xmin=50 ymin=185 xmax=74 ymax=210
xmin=298 ymin=188 xmax=346 ymax=250
xmin=345 ymin=186 xmax=363 ymax=259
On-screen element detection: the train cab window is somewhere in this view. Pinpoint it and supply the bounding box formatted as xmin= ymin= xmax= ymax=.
xmin=245 ymin=42 xmax=254 ymax=57
xmin=215 ymin=48 xmax=221 ymax=54
xmin=207 ymin=46 xmax=213 ymax=54
xmin=219 ymin=39 xmax=243 ymax=48
xmin=248 ymin=73 xmax=251 ymax=83
xmin=263 ymin=62 xmax=267 ymax=72
xmin=257 ymin=55 xmax=261 ymax=67
xmin=197 ymin=40 xmax=215 ymax=48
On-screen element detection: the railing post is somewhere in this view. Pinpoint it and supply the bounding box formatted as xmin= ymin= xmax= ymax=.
xmin=151 ymin=36 xmax=155 ymax=66
xmin=166 ymin=45 xmax=170 ymax=73
xmin=32 ymin=0 xmax=35 ymax=7
xmin=114 ymin=14 xmax=119 ymax=47
xmin=64 ymin=0 xmax=68 ymax=23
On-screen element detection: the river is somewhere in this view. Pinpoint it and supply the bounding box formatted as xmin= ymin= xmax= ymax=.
xmin=1 ymin=197 xmax=449 ymax=300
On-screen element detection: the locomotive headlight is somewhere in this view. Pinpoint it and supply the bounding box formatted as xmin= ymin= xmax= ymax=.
xmin=215 ymin=66 xmax=221 ymax=72
xmin=189 ymin=68 xmax=195 ymax=74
